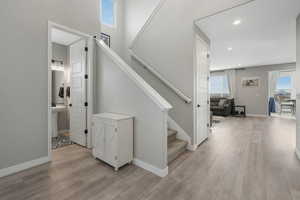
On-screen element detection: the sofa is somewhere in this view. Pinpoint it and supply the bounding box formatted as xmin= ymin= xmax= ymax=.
xmin=210 ymin=97 xmax=234 ymax=116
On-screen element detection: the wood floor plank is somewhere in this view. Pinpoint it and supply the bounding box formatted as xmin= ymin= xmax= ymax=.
xmin=0 ymin=117 xmax=299 ymax=200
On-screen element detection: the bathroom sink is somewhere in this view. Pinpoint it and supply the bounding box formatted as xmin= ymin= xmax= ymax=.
xmin=51 ymin=105 xmax=67 ymax=138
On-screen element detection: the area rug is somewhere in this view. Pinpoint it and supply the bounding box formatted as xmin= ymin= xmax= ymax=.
xmin=52 ymin=134 xmax=72 ymax=149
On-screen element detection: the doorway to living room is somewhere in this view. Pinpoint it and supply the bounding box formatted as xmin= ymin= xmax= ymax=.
xmin=195 ymin=0 xmax=298 ymax=127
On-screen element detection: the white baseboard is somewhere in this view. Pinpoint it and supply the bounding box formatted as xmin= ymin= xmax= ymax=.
xmin=296 ymin=148 xmax=300 ymax=160
xmin=133 ymin=158 xmax=168 ymax=177
xmin=187 ymin=144 xmax=197 ymax=151
xmin=247 ymin=114 xmax=268 ymax=118
xmin=0 ymin=156 xmax=50 ymax=178
xmin=167 ymin=116 xmax=191 ymax=145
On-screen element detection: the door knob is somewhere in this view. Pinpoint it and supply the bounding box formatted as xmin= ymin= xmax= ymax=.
xmin=197 ymin=104 xmax=200 ymax=108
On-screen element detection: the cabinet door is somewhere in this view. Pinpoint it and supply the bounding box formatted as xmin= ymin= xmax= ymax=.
xmin=93 ymin=121 xmax=105 ymax=159
xmin=104 ymin=125 xmax=117 ymax=165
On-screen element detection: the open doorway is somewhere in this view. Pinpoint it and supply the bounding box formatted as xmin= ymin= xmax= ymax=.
xmin=268 ymin=69 xmax=296 ymax=119
xmin=190 ymin=3 xmax=300 ymax=194
xmin=195 ymin=0 xmax=298 ymax=125
xmin=48 ymin=22 xmax=94 ymax=158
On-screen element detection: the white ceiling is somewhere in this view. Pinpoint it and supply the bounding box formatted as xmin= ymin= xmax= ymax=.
xmin=51 ymin=28 xmax=81 ymax=46
xmin=196 ymin=0 xmax=300 ymax=71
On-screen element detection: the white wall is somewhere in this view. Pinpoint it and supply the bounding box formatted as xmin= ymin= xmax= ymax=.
xmin=128 ymin=0 xmax=252 ymax=143
xmin=122 ymin=0 xmax=161 ymax=62
xmin=0 ymin=0 xmax=100 ymax=170
xmin=95 ymin=46 xmax=168 ymax=170
xmin=211 ymin=63 xmax=296 ymax=116
xmin=296 ymin=15 xmax=300 ymax=153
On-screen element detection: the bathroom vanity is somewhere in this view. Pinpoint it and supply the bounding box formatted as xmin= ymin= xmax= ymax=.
xmin=52 ymin=105 xmax=67 ymax=137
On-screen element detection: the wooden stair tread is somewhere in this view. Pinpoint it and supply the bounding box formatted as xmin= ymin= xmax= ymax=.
xmin=168 ymin=128 xmax=177 ymax=144
xmin=167 ymin=139 xmax=188 ymax=163
xmin=168 ymin=128 xmax=177 ymax=136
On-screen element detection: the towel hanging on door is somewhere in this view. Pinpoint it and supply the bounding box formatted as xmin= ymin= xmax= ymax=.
xmin=58 ymin=87 xmax=64 ymax=98
xmin=66 ymin=86 xmax=70 ymax=98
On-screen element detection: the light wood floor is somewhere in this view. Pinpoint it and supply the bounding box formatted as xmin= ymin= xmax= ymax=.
xmin=1 ymin=117 xmax=300 ymax=200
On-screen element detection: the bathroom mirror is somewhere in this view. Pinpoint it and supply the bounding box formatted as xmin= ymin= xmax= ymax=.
xmin=52 ymin=70 xmax=65 ymax=105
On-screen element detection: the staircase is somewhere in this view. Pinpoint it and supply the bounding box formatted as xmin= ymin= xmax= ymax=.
xmin=167 ymin=128 xmax=188 ymax=163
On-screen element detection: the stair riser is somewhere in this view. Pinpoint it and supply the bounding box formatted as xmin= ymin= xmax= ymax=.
xmin=168 ymin=145 xmax=186 ymax=164
xmin=168 ymin=134 xmax=177 ymax=144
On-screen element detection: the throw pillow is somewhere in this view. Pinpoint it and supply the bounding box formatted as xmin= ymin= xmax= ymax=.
xmin=218 ymin=99 xmax=227 ymax=107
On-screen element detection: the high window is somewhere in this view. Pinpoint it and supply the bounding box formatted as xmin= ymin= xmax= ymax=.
xmin=209 ymin=75 xmax=230 ymax=96
xmin=100 ymin=0 xmax=115 ymax=27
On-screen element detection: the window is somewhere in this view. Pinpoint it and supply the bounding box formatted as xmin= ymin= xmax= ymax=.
xmin=276 ymin=76 xmax=292 ymax=91
xmin=209 ymin=75 xmax=230 ymax=96
xmin=100 ymin=0 xmax=115 ymax=27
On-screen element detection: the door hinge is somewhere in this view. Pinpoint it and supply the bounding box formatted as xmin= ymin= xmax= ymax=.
xmin=207 ymin=76 xmax=210 ymax=81
xmin=84 ymin=129 xmax=88 ymax=134
xmin=207 ymin=123 xmax=210 ymax=127
xmin=84 ymin=74 xmax=88 ymax=79
xmin=207 ymin=100 xmax=210 ymax=105
xmin=114 ymin=128 xmax=118 ymax=132
xmin=207 ymin=53 xmax=210 ymax=59
xmin=84 ymin=102 xmax=88 ymax=107
xmin=85 ymin=47 xmax=88 ymax=52
xmin=115 ymin=156 xmax=118 ymax=160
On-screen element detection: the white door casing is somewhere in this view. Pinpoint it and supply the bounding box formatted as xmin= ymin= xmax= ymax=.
xmin=195 ymin=35 xmax=210 ymax=146
xmin=69 ymin=39 xmax=87 ymax=147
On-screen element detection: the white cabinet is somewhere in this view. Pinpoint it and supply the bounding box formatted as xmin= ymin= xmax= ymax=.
xmin=92 ymin=113 xmax=133 ymax=171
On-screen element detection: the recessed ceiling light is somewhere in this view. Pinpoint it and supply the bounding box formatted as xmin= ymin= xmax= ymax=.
xmin=233 ymin=19 xmax=242 ymax=26
xmin=238 ymin=64 xmax=241 ymax=66
xmin=227 ymin=47 xmax=233 ymax=51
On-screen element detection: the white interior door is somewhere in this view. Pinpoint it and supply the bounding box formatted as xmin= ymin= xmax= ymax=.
xmin=196 ymin=35 xmax=210 ymax=146
xmin=69 ymin=39 xmax=87 ymax=147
